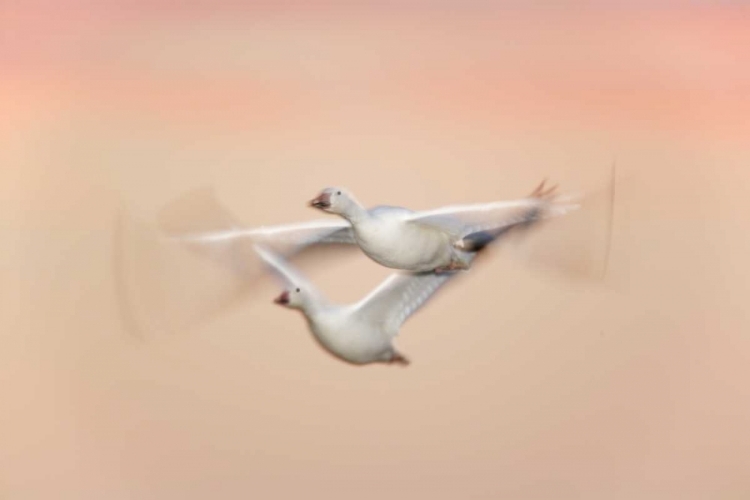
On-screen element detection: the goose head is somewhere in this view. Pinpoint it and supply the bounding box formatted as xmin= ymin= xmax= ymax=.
xmin=309 ymin=187 xmax=357 ymax=216
xmin=273 ymin=286 xmax=306 ymax=310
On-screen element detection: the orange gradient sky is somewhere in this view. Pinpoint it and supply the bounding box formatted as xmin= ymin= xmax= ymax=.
xmin=2 ymin=3 xmax=750 ymax=500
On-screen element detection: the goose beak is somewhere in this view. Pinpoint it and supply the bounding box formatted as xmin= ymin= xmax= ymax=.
xmin=274 ymin=291 xmax=290 ymax=305
xmin=309 ymin=192 xmax=331 ymax=209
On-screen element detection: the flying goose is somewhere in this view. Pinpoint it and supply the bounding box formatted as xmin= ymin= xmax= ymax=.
xmin=256 ymin=244 xmax=472 ymax=366
xmin=168 ymin=180 xmax=575 ymax=274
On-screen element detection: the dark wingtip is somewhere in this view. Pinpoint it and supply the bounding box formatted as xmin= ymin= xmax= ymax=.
xmin=459 ymin=230 xmax=497 ymax=252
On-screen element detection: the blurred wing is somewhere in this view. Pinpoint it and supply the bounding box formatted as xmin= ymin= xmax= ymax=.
xmin=158 ymin=187 xmax=356 ymax=278
xmin=173 ymin=219 xmax=355 ymax=247
xmin=353 ymin=191 xmax=583 ymax=337
xmin=508 ymin=167 xmax=618 ymax=283
xmin=353 ymin=270 xmax=462 ymax=336
xmin=115 ymin=189 xmax=357 ymax=340
xmin=114 ymin=208 xmax=266 ymax=340
xmin=252 ymin=244 xmax=320 ymax=296
xmin=404 ymin=196 xmax=579 ymax=239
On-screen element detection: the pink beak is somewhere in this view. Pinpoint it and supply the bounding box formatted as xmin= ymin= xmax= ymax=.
xmin=309 ymin=192 xmax=331 ymax=209
xmin=274 ymin=290 xmax=290 ymax=305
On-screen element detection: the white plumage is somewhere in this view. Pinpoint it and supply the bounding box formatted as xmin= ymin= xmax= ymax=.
xmin=170 ymin=180 xmax=576 ymax=274
xmin=255 ymin=244 xmax=463 ymax=366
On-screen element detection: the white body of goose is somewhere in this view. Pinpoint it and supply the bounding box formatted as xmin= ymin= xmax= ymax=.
xmin=256 ymin=245 xmax=464 ymax=366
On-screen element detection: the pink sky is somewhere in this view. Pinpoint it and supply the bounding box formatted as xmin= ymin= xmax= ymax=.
xmin=2 ymin=3 xmax=750 ymax=499
xmin=3 ymin=3 xmax=749 ymax=138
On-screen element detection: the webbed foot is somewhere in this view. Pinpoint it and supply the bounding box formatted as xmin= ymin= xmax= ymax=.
xmin=389 ymin=352 xmax=410 ymax=366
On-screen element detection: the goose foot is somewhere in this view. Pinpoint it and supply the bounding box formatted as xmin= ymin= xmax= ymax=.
xmin=389 ymin=352 xmax=410 ymax=366
xmin=434 ymin=260 xmax=470 ymax=274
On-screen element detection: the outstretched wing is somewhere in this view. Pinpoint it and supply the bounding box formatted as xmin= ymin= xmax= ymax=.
xmin=353 ymin=269 xmax=465 ymax=336
xmin=158 ymin=187 xmax=356 ymax=278
xmin=171 ymin=218 xmax=354 ymax=246
xmin=403 ymin=183 xmax=579 ymax=239
xmin=253 ymin=244 xmax=320 ymax=295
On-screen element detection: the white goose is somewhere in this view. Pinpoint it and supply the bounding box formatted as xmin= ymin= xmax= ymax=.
xmin=169 ymin=181 xmax=576 ymax=274
xmin=255 ymin=244 xmax=468 ymax=366
xmin=307 ymin=180 xmax=573 ymax=272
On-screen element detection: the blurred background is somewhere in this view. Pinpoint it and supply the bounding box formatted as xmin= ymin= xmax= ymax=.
xmin=2 ymin=2 xmax=750 ymax=499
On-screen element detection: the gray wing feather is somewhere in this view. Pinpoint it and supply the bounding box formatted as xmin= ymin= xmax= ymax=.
xmin=354 ymin=269 xmax=464 ymax=336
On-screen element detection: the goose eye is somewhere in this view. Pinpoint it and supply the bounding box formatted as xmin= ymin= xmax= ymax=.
xmin=296 ymin=288 xmax=300 ymax=293
xmin=337 ymin=191 xmax=341 ymax=195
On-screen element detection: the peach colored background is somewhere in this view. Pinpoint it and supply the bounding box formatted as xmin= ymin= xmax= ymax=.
xmin=2 ymin=3 xmax=750 ymax=499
